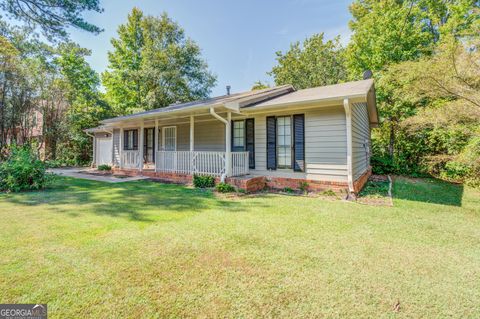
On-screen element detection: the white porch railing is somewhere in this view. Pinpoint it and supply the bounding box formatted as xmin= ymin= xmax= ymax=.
xmin=122 ymin=150 xmax=141 ymax=169
xmin=156 ymin=151 xmax=249 ymax=177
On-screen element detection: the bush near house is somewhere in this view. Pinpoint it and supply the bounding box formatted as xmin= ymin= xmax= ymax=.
xmin=0 ymin=145 xmax=50 ymax=192
xmin=215 ymin=182 xmax=235 ymax=193
xmin=193 ymin=174 xmax=215 ymax=188
xmin=97 ymin=164 xmax=112 ymax=171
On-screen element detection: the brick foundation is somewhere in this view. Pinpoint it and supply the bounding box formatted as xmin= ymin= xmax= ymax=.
xmin=110 ymin=168 xmax=356 ymax=194
xmin=264 ymin=176 xmax=348 ymax=193
xmin=353 ymin=166 xmax=372 ymax=194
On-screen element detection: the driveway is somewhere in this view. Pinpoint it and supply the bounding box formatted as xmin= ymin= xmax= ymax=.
xmin=49 ymin=167 xmax=148 ymax=183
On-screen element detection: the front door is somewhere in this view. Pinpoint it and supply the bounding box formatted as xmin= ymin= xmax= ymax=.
xmin=144 ymin=128 xmax=155 ymax=164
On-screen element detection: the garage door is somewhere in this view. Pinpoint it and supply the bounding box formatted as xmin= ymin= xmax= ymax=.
xmin=96 ymin=137 xmax=112 ymax=166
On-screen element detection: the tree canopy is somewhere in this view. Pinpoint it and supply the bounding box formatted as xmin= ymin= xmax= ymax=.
xmin=269 ymin=33 xmax=347 ymax=89
xmin=102 ymin=8 xmax=216 ymax=115
xmin=0 ymin=0 xmax=103 ymax=40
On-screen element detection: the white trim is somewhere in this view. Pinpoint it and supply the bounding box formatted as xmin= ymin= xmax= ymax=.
xmin=154 ymin=120 xmax=158 ymax=172
xmin=343 ymin=98 xmax=354 ymax=193
xmin=190 ymin=115 xmax=194 ymax=151
xmin=119 ymin=128 xmax=124 ymax=169
xmin=139 ymin=123 xmax=144 ymax=171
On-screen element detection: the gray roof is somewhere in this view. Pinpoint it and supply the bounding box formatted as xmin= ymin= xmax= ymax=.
xmin=101 ymin=85 xmax=293 ymax=124
xmin=94 ymin=79 xmax=376 ymax=127
xmin=248 ymin=79 xmax=374 ymax=108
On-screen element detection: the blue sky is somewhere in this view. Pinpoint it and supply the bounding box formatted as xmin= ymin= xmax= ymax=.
xmin=69 ymin=0 xmax=353 ymax=96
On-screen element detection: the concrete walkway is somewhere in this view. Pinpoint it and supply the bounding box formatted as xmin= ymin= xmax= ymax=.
xmin=49 ymin=167 xmax=148 ymax=183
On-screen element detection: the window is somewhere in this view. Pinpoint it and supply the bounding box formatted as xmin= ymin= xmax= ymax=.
xmin=277 ymin=116 xmax=291 ymax=168
xmin=163 ymin=126 xmax=176 ymax=151
xmin=124 ymin=129 xmax=138 ymax=150
xmin=233 ymin=120 xmax=245 ymax=148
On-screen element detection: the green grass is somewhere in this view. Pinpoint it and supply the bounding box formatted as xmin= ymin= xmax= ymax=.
xmin=0 ymin=177 xmax=479 ymax=318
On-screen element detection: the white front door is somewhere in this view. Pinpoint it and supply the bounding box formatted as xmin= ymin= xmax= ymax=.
xmin=96 ymin=137 xmax=112 ymax=166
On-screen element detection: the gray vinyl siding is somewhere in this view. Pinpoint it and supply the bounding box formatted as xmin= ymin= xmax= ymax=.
xmin=351 ymin=102 xmax=370 ymax=180
xmin=113 ymin=129 xmax=120 ymax=166
xmin=193 ymin=121 xmax=225 ymax=151
xmin=252 ymin=105 xmax=348 ymax=182
xmin=305 ymin=106 xmax=348 ymax=182
xmin=157 ymin=120 xmax=225 ymax=152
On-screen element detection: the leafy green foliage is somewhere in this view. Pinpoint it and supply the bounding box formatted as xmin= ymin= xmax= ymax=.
xmin=0 ymin=0 xmax=103 ymax=40
xmin=193 ymin=174 xmax=215 ymax=188
xmin=251 ymin=81 xmax=269 ymax=90
xmin=215 ymin=182 xmax=235 ymax=193
xmin=102 ymin=8 xmax=216 ymax=115
xmin=0 ymin=145 xmax=50 ymax=192
xmin=359 ymin=180 xmax=390 ymax=198
xmin=97 ymin=164 xmax=111 ymax=171
xmin=270 ymin=33 xmax=347 ymax=89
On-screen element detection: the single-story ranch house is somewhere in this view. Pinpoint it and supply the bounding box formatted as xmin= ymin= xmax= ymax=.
xmin=86 ymin=79 xmax=377 ymax=196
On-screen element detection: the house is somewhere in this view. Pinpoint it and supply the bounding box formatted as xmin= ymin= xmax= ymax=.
xmin=86 ymin=79 xmax=377 ymax=195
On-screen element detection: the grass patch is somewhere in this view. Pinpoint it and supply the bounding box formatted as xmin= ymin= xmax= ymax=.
xmin=359 ymin=179 xmax=390 ymax=198
xmin=0 ymin=176 xmax=479 ymax=318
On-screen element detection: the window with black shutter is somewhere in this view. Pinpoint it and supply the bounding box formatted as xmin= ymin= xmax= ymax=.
xmin=245 ymin=118 xmax=255 ymax=169
xmin=123 ymin=129 xmax=139 ymax=150
xmin=293 ymin=114 xmax=305 ymax=172
xmin=266 ymin=116 xmax=277 ymax=170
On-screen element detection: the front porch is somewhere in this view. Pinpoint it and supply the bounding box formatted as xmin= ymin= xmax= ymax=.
xmin=120 ymin=150 xmax=249 ymax=177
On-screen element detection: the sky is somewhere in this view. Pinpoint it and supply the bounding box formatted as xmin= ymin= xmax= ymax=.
xmin=68 ymin=0 xmax=353 ymax=97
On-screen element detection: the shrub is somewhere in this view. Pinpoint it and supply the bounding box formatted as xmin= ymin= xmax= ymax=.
xmin=283 ymin=187 xmax=294 ymax=193
xmin=299 ymin=181 xmax=309 ymax=193
xmin=98 ymin=164 xmax=112 ymax=171
xmin=193 ymin=174 xmax=215 ymax=188
xmin=0 ymin=145 xmax=50 ymax=192
xmin=215 ymin=182 xmax=235 ymax=193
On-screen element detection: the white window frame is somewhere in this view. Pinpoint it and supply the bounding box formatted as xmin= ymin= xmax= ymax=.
xmin=276 ymin=116 xmax=292 ymax=169
xmin=233 ymin=120 xmax=245 ymax=149
xmin=162 ymin=126 xmax=177 ymax=151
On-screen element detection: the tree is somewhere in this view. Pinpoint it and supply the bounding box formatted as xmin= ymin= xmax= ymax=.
xmin=251 ymin=81 xmax=269 ymax=90
xmin=269 ymin=33 xmax=347 ymax=89
xmin=0 ymin=0 xmax=103 ymax=40
xmin=56 ymin=43 xmax=111 ymax=163
xmin=102 ymin=8 xmax=216 ymax=115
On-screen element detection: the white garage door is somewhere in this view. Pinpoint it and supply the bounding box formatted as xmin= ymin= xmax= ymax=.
xmin=96 ymin=137 xmax=112 ymax=166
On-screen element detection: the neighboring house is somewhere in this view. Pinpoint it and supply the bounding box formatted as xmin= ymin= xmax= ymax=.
xmin=6 ymin=109 xmax=45 ymax=156
xmin=86 ymin=79 xmax=377 ymax=195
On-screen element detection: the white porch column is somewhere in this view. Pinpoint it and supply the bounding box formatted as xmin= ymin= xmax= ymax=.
xmin=154 ymin=120 xmax=158 ymax=172
xmin=92 ymin=135 xmax=96 ymax=168
xmin=139 ymin=123 xmax=144 ymax=171
xmin=111 ymin=130 xmax=115 ymax=166
xmin=190 ymin=115 xmax=194 ymax=151
xmin=343 ymin=98 xmax=354 ymax=195
xmin=225 ymin=111 xmax=232 ymax=177
xmin=119 ymin=128 xmax=123 ymax=169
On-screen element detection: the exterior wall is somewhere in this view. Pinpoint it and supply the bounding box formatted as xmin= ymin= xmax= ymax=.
xmin=193 ymin=120 xmax=225 ymax=151
xmin=251 ymin=105 xmax=348 ymax=182
xmin=351 ymin=102 xmax=370 ymax=180
xmin=157 ymin=120 xmax=226 ymax=152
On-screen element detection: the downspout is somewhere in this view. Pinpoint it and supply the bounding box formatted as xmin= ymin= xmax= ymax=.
xmin=343 ymin=98 xmax=355 ymax=198
xmin=209 ymin=107 xmax=231 ymax=182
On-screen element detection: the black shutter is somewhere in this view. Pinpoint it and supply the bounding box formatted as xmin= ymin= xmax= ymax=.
xmin=266 ymin=116 xmax=276 ymax=170
xmin=133 ymin=130 xmax=138 ymax=150
xmin=293 ymin=114 xmax=305 ymax=172
xmin=124 ymin=130 xmax=128 ymax=150
xmin=245 ymin=118 xmax=255 ymax=169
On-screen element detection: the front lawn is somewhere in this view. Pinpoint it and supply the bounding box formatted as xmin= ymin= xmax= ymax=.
xmin=0 ymin=177 xmax=479 ymax=318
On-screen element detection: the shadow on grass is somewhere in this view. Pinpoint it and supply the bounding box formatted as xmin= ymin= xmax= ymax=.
xmin=393 ymin=176 xmax=463 ymax=207
xmin=2 ymin=177 xmax=268 ymax=223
